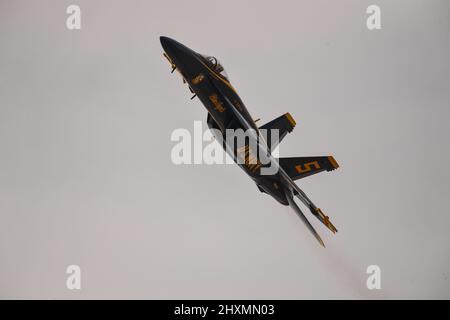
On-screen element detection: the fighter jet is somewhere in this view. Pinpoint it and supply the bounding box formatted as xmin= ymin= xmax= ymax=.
xmin=160 ymin=36 xmax=340 ymax=247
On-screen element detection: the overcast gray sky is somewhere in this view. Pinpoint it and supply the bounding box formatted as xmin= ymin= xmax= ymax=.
xmin=0 ymin=0 xmax=449 ymax=299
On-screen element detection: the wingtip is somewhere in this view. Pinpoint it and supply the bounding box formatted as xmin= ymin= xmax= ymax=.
xmin=318 ymin=237 xmax=326 ymax=248
xmin=287 ymin=196 xmax=327 ymax=248
xmin=285 ymin=112 xmax=297 ymax=128
xmin=327 ymin=156 xmax=340 ymax=170
xmin=311 ymin=227 xmax=326 ymax=247
xmin=315 ymin=208 xmax=338 ymax=234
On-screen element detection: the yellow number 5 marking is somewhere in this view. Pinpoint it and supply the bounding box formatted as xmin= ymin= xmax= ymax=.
xmin=295 ymin=161 xmax=320 ymax=174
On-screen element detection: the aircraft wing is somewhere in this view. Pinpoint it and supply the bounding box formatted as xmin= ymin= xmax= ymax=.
xmin=279 ymin=165 xmax=338 ymax=234
xmin=286 ymin=191 xmax=325 ymax=247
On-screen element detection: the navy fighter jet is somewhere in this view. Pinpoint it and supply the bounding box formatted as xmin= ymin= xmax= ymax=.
xmin=160 ymin=36 xmax=340 ymax=247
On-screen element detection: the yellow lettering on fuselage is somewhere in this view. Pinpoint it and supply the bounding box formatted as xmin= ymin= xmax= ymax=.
xmin=208 ymin=94 xmax=226 ymax=113
xmin=192 ymin=74 xmax=204 ymax=85
xmin=237 ymin=145 xmax=262 ymax=174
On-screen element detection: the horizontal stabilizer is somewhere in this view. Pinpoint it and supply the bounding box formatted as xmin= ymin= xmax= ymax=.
xmin=279 ymin=156 xmax=339 ymax=181
xmin=259 ymin=113 xmax=296 ymax=151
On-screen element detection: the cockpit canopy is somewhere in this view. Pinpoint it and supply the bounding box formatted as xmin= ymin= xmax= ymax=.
xmin=201 ymin=55 xmax=229 ymax=80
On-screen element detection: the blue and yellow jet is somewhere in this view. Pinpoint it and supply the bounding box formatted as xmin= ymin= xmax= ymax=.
xmin=160 ymin=36 xmax=340 ymax=247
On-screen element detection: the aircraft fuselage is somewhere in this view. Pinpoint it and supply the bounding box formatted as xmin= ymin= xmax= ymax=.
xmin=160 ymin=36 xmax=289 ymax=205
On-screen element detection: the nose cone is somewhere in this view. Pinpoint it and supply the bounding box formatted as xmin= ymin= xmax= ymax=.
xmin=159 ymin=36 xmax=175 ymax=51
xmin=160 ymin=36 xmax=197 ymax=63
xmin=159 ymin=36 xmax=198 ymax=77
xmin=160 ymin=36 xmax=186 ymax=58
